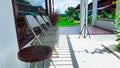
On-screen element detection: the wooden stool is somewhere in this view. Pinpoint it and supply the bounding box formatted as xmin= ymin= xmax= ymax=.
xmin=18 ymin=45 xmax=52 ymax=62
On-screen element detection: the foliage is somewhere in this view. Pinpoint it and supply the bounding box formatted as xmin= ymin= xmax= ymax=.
xmin=101 ymin=9 xmax=116 ymax=19
xmin=115 ymin=44 xmax=120 ymax=52
xmin=88 ymin=15 xmax=92 ymax=25
xmin=60 ymin=14 xmax=67 ymax=17
xmin=102 ymin=10 xmax=112 ymax=19
xmin=111 ymin=9 xmax=116 ymax=19
xmin=113 ymin=15 xmax=120 ymax=52
xmin=50 ymin=12 xmax=59 ymax=26
xmin=57 ymin=16 xmax=79 ymax=26
xmin=88 ymin=10 xmax=101 ymax=25
xmin=65 ymin=7 xmax=78 ymax=20
xmin=112 ymin=1 xmax=120 ymax=52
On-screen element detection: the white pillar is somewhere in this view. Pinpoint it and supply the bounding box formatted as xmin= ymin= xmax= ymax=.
xmin=85 ymin=0 xmax=88 ymax=27
xmin=0 ymin=0 xmax=29 ymax=68
xmin=80 ymin=0 xmax=88 ymax=38
xmin=92 ymin=0 xmax=97 ymax=25
xmin=80 ymin=0 xmax=85 ymax=30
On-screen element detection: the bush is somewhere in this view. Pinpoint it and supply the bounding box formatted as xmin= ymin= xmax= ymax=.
xmin=112 ymin=2 xmax=120 ymax=52
xmin=49 ymin=12 xmax=60 ymax=26
xmin=115 ymin=44 xmax=120 ymax=52
xmin=88 ymin=15 xmax=92 ymax=25
xmin=60 ymin=14 xmax=66 ymax=17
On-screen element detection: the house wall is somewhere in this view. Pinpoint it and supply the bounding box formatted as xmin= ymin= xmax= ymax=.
xmin=0 ymin=0 xmax=30 ymax=68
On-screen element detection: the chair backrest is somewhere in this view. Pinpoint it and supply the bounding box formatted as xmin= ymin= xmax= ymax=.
xmin=25 ymin=15 xmax=40 ymax=28
xmin=42 ymin=15 xmax=49 ymax=23
xmin=42 ymin=15 xmax=53 ymax=28
xmin=36 ymin=15 xmax=51 ymax=30
xmin=25 ymin=15 xmax=43 ymax=45
xmin=36 ymin=15 xmax=46 ymax=24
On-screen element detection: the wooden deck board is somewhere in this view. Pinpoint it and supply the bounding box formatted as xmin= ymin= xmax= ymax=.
xmin=59 ymin=26 xmax=113 ymax=35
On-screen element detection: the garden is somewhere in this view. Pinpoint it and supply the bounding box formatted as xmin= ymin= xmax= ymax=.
xmin=57 ymin=7 xmax=80 ymax=26
xmin=57 ymin=1 xmax=120 ymax=53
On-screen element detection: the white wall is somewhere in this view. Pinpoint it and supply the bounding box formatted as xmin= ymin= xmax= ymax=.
xmin=0 ymin=0 xmax=29 ymax=68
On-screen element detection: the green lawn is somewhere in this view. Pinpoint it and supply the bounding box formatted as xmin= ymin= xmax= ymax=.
xmin=57 ymin=17 xmax=80 ymax=26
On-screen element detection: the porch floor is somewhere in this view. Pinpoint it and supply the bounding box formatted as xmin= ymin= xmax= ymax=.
xmin=68 ymin=34 xmax=120 ymax=68
xmin=49 ymin=27 xmax=120 ymax=68
xmin=48 ymin=26 xmax=120 ymax=68
xmin=48 ymin=34 xmax=120 ymax=68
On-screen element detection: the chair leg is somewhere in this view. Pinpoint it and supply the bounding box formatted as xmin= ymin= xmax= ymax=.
xmin=50 ymin=58 xmax=56 ymax=68
xmin=53 ymin=47 xmax=59 ymax=58
xmin=55 ymin=43 xmax=59 ymax=48
xmin=43 ymin=60 xmax=46 ymax=68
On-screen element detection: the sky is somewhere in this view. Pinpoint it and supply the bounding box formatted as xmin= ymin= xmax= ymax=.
xmin=26 ymin=0 xmax=92 ymax=13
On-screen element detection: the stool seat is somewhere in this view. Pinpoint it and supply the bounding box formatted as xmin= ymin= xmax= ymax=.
xmin=18 ymin=45 xmax=52 ymax=62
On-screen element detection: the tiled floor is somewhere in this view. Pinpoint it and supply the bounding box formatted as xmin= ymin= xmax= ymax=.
xmin=49 ymin=27 xmax=119 ymax=68
xmin=68 ymin=34 xmax=120 ymax=68
xmin=49 ymin=35 xmax=74 ymax=68
xmin=49 ymin=34 xmax=120 ymax=68
xmin=38 ymin=26 xmax=117 ymax=68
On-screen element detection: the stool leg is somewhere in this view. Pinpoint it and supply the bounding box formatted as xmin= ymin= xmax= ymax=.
xmin=30 ymin=62 xmax=38 ymax=68
xmin=43 ymin=60 xmax=46 ymax=68
xmin=56 ymin=43 xmax=59 ymax=48
xmin=50 ymin=58 xmax=56 ymax=68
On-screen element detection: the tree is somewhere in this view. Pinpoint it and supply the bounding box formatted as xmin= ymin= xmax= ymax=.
xmin=65 ymin=7 xmax=78 ymax=20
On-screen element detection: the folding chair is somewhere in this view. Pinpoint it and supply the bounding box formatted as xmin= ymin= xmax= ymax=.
xmin=36 ymin=15 xmax=58 ymax=36
xmin=25 ymin=15 xmax=57 ymax=68
xmin=35 ymin=15 xmax=60 ymax=49
xmin=35 ymin=15 xmax=59 ymax=57
xmin=42 ymin=15 xmax=59 ymax=32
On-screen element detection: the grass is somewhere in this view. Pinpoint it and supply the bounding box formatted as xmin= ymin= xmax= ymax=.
xmin=57 ymin=16 xmax=80 ymax=26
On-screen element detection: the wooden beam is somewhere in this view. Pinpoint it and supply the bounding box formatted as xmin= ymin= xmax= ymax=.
xmin=52 ymin=0 xmax=54 ymax=13
xmin=49 ymin=0 xmax=52 ymax=15
xmin=45 ymin=0 xmax=48 ymax=15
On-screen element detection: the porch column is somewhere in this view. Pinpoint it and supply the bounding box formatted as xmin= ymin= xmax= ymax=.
xmin=80 ymin=0 xmax=88 ymax=38
xmin=92 ymin=0 xmax=98 ymax=25
xmin=52 ymin=0 xmax=54 ymax=13
xmin=45 ymin=0 xmax=48 ymax=15
xmin=49 ymin=0 xmax=52 ymax=15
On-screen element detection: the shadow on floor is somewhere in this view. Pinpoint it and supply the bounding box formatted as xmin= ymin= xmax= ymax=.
xmin=74 ymin=48 xmax=111 ymax=54
xmin=91 ymin=48 xmax=111 ymax=54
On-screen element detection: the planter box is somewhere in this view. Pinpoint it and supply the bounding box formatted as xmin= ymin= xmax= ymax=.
xmin=94 ymin=19 xmax=114 ymax=32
